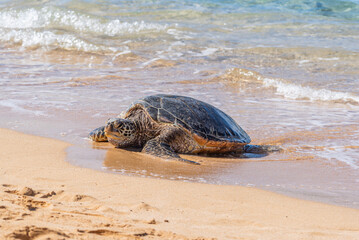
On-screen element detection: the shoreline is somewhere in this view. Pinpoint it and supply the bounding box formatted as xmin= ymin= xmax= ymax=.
xmin=68 ymin=140 xmax=359 ymax=210
xmin=1 ymin=128 xmax=359 ymax=239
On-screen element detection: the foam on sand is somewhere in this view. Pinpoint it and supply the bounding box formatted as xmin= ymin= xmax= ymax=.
xmin=0 ymin=99 xmax=47 ymax=116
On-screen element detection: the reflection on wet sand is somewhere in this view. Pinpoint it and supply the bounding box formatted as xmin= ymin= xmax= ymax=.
xmin=103 ymin=146 xmax=240 ymax=182
xmin=98 ymin=143 xmax=359 ymax=207
xmin=63 ymin=124 xmax=359 ymax=207
xmin=79 ymin=120 xmax=359 ymax=208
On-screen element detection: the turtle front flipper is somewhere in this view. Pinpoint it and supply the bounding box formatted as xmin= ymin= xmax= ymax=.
xmin=142 ymin=138 xmax=200 ymax=165
xmin=89 ymin=126 xmax=108 ymax=142
xmin=244 ymin=144 xmax=281 ymax=154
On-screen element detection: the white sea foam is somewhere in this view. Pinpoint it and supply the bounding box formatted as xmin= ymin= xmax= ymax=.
xmin=0 ymin=99 xmax=46 ymax=116
xmin=224 ymin=68 xmax=359 ymax=104
xmin=0 ymin=6 xmax=169 ymax=36
xmin=199 ymin=47 xmax=218 ymax=56
xmin=0 ymin=6 xmax=174 ymax=52
xmin=141 ymin=57 xmax=161 ymax=67
xmin=167 ymin=28 xmax=193 ymax=40
xmin=316 ymin=147 xmax=359 ymax=170
xmin=0 ymin=28 xmax=118 ymax=53
xmin=263 ymin=77 xmax=359 ymax=104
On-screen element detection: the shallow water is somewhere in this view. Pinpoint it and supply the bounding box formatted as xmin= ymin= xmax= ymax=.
xmin=0 ymin=0 xmax=358 ymax=208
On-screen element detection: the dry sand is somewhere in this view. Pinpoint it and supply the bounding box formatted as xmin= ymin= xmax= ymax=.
xmin=0 ymin=128 xmax=358 ymax=240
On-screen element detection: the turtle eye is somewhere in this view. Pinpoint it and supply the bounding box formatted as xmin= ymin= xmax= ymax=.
xmin=114 ymin=121 xmax=122 ymax=129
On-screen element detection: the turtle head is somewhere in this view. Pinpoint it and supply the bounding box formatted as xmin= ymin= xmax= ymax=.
xmin=105 ymin=118 xmax=138 ymax=148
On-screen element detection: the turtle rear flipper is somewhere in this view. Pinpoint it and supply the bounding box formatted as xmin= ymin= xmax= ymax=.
xmin=89 ymin=126 xmax=108 ymax=142
xmin=142 ymin=138 xmax=200 ymax=165
xmin=244 ymin=144 xmax=281 ymax=154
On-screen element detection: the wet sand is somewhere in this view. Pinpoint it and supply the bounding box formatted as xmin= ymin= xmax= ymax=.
xmin=1 ymin=128 xmax=359 ymax=240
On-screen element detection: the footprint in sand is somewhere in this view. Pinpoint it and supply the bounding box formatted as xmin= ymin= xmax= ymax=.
xmin=85 ymin=228 xmax=161 ymax=239
xmin=50 ymin=191 xmax=97 ymax=203
xmin=2 ymin=186 xmax=54 ymax=212
xmin=20 ymin=198 xmax=52 ymax=211
xmin=3 ymin=186 xmax=37 ymax=197
xmin=82 ymin=229 xmax=148 ymax=239
xmin=3 ymin=186 xmax=61 ymax=202
xmin=6 ymin=226 xmax=69 ymax=240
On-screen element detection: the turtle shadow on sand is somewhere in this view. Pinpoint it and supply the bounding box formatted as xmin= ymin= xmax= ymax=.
xmin=89 ymin=94 xmax=281 ymax=165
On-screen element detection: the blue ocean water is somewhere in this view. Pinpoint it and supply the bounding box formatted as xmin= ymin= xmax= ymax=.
xmin=103 ymin=0 xmax=359 ymax=20
xmin=1 ymin=0 xmax=358 ymax=94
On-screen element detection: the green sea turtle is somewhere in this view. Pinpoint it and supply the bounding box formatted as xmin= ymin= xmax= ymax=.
xmin=89 ymin=94 xmax=278 ymax=165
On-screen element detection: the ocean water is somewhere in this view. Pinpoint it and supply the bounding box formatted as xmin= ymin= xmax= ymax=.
xmin=0 ymin=0 xmax=358 ymax=207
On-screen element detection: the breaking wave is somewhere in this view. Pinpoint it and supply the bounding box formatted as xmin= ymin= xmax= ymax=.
xmin=0 ymin=28 xmax=120 ymax=53
xmin=0 ymin=6 xmax=169 ymax=35
xmin=223 ymin=68 xmax=359 ymax=104
xmin=0 ymin=6 xmax=172 ymax=52
xmin=262 ymin=77 xmax=359 ymax=104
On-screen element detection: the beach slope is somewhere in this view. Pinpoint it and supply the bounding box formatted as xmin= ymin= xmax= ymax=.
xmin=0 ymin=128 xmax=358 ymax=239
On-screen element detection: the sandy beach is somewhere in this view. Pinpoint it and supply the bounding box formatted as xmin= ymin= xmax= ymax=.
xmin=0 ymin=128 xmax=358 ymax=240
